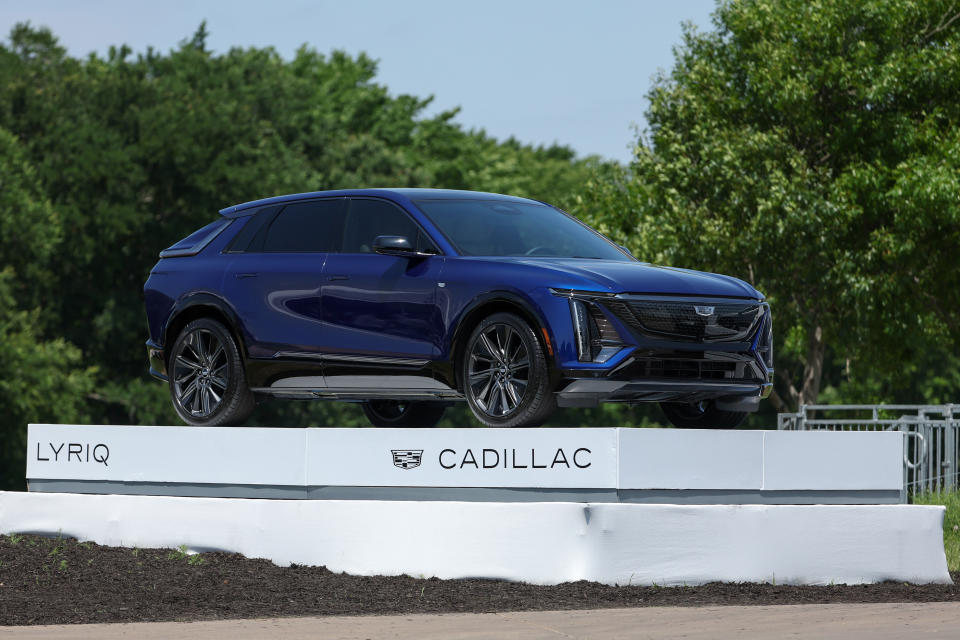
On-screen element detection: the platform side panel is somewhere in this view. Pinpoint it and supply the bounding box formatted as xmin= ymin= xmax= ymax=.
xmin=617 ymin=429 xmax=763 ymax=490
xmin=304 ymin=428 xmax=618 ymax=488
xmin=586 ymin=503 xmax=949 ymax=586
xmin=762 ymin=430 xmax=903 ymax=491
xmin=0 ymin=492 xmax=949 ymax=586
xmin=25 ymin=424 xmax=307 ymax=486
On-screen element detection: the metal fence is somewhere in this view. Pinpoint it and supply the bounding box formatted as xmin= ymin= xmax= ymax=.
xmin=777 ymin=404 xmax=960 ymax=498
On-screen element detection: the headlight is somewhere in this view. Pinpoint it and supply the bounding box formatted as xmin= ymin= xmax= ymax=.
xmin=570 ymin=299 xmax=593 ymax=362
xmin=761 ymin=309 xmax=774 ymax=369
xmin=550 ymin=288 xmax=616 ymax=297
xmin=752 ymin=305 xmax=774 ymax=369
xmin=567 ymin=297 xmax=625 ymax=363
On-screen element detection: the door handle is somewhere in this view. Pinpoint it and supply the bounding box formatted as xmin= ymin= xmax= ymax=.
xmin=327 ymin=275 xmax=349 ymax=281
xmin=235 ymin=273 xmax=258 ymax=279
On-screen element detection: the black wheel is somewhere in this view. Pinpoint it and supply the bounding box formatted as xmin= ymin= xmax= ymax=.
xmin=660 ymin=400 xmax=747 ymax=429
xmin=168 ymin=318 xmax=255 ymax=426
xmin=461 ymin=312 xmax=556 ymax=428
xmin=362 ymin=400 xmax=446 ymax=428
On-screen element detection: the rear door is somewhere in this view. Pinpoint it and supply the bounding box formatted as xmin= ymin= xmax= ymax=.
xmin=223 ymin=198 xmax=346 ymax=358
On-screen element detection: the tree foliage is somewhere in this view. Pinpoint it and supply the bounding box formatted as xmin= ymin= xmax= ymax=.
xmin=576 ymin=0 xmax=960 ymax=411
xmin=0 ymin=127 xmax=95 ymax=488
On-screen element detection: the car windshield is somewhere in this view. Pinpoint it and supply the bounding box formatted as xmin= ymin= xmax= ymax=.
xmin=414 ymin=199 xmax=631 ymax=260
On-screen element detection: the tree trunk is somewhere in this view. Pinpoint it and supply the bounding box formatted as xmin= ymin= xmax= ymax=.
xmin=798 ymin=324 xmax=824 ymax=407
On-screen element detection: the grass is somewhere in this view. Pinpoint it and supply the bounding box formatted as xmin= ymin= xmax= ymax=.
xmin=913 ymin=490 xmax=960 ymax=571
xmin=166 ymin=544 xmax=205 ymax=566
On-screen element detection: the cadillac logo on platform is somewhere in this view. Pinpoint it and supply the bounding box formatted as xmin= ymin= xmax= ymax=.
xmin=391 ymin=449 xmax=423 ymax=469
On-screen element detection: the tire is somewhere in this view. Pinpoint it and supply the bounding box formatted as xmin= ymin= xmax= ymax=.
xmin=660 ymin=400 xmax=747 ymax=429
xmin=168 ymin=318 xmax=255 ymax=426
xmin=461 ymin=312 xmax=556 ymax=428
xmin=361 ymin=400 xmax=446 ymax=428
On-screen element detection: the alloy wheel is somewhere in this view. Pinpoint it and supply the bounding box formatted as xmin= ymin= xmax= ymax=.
xmin=467 ymin=323 xmax=530 ymax=417
xmin=172 ymin=328 xmax=228 ymax=418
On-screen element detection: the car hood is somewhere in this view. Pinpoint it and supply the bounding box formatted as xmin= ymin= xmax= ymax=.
xmin=507 ymin=258 xmax=762 ymax=299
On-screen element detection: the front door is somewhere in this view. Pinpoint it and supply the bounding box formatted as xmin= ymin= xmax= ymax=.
xmin=319 ymin=197 xmax=445 ymax=384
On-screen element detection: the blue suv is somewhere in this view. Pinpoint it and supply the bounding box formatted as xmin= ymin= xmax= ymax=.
xmin=144 ymin=189 xmax=773 ymax=429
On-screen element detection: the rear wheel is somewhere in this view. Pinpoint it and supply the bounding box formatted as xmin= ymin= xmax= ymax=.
xmin=660 ymin=400 xmax=746 ymax=429
xmin=461 ymin=312 xmax=555 ymax=428
xmin=168 ymin=318 xmax=255 ymax=426
xmin=362 ymin=400 xmax=446 ymax=428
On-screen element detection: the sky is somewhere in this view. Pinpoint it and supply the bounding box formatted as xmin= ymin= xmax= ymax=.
xmin=0 ymin=0 xmax=717 ymax=163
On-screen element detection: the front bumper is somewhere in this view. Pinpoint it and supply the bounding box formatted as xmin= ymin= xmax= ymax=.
xmin=549 ymin=290 xmax=774 ymax=410
xmin=556 ymin=377 xmax=771 ymax=409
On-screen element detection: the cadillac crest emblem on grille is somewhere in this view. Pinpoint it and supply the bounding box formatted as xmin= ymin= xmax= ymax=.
xmin=391 ymin=449 xmax=423 ymax=469
xmin=694 ymin=305 xmax=715 ymax=316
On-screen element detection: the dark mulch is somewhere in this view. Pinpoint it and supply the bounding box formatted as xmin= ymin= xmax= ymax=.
xmin=1 ymin=534 xmax=958 ymax=626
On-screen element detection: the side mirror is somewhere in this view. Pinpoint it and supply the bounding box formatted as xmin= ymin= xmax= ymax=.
xmin=618 ymin=245 xmax=635 ymax=258
xmin=373 ymin=235 xmax=435 ymax=258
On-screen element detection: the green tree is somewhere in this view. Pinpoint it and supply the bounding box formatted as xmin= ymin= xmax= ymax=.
xmin=0 ymin=127 xmax=95 ymax=488
xmin=577 ymin=0 xmax=960 ymax=411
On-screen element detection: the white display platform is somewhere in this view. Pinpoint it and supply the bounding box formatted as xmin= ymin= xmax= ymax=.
xmin=8 ymin=424 xmax=945 ymax=586
xmin=25 ymin=424 xmax=905 ymax=504
xmin=0 ymin=491 xmax=949 ymax=586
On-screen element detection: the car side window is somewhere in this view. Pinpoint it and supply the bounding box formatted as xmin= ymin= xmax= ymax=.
xmin=261 ymin=199 xmax=346 ymax=252
xmin=224 ymin=205 xmax=280 ymax=253
xmin=342 ymin=198 xmax=437 ymax=254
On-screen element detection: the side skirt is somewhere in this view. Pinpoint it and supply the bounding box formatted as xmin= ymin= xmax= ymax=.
xmin=246 ymin=353 xmax=462 ymax=401
xmin=251 ymin=388 xmax=464 ymax=401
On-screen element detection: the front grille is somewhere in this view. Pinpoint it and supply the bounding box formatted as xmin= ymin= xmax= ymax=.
xmin=635 ymin=359 xmax=737 ymax=380
xmin=627 ymin=357 xmax=763 ymax=381
xmin=603 ymin=299 xmax=764 ymax=342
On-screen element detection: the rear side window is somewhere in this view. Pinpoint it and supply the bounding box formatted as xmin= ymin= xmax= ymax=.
xmin=342 ymin=198 xmax=436 ymax=253
xmin=159 ymin=219 xmax=232 ymax=258
xmin=224 ymin=205 xmax=281 ymax=253
xmin=261 ymin=199 xmax=346 ymax=252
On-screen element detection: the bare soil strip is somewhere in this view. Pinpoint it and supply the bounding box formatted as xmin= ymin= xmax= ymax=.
xmin=1 ymin=535 xmax=957 ymax=627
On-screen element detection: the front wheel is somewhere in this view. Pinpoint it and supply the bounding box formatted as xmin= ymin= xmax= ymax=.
xmin=660 ymin=400 xmax=747 ymax=429
xmin=461 ymin=312 xmax=556 ymax=428
xmin=362 ymin=400 xmax=446 ymax=428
